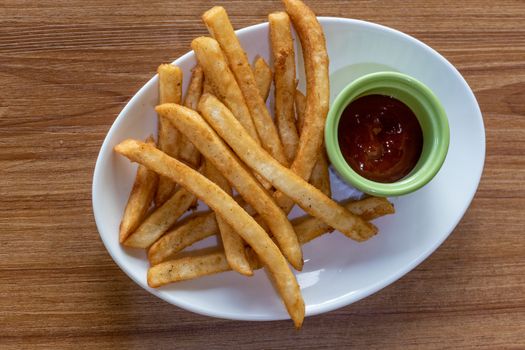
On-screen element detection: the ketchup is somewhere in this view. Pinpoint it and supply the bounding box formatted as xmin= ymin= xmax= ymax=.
xmin=337 ymin=94 xmax=423 ymax=183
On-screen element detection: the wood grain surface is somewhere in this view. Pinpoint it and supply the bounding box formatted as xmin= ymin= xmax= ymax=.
xmin=1 ymin=0 xmax=524 ymax=348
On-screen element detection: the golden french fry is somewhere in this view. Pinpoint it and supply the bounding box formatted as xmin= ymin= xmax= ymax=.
xmin=156 ymin=103 xmax=303 ymax=271
xmin=119 ymin=136 xmax=158 ymax=243
xmin=198 ymin=94 xmax=377 ymax=242
xmin=191 ymin=37 xmax=260 ymax=145
xmin=158 ymin=64 xmax=183 ymax=104
xmin=148 ymin=249 xmax=231 ymax=287
xmin=295 ymin=88 xmax=331 ymax=196
xmin=148 ymin=197 xmax=394 ymax=283
xmin=156 ymin=64 xmax=183 ymax=206
xmin=204 ymin=160 xmax=253 ymax=276
xmin=123 ymin=188 xmax=197 ymax=248
xmin=269 ymin=12 xmax=299 ymax=163
xmin=179 ymin=65 xmax=204 ymax=169
xmin=273 ymin=0 xmax=330 ymax=212
xmin=253 ymin=57 xmax=272 ymax=101
xmin=148 ymin=212 xmax=218 ymax=266
xmin=114 ymin=139 xmax=304 ymax=328
xmin=293 ymin=197 xmax=395 ymax=245
xmin=202 ymin=6 xmax=289 ymax=166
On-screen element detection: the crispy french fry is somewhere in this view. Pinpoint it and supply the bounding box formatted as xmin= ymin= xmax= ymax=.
xmin=119 ymin=136 xmax=158 ymax=243
xmin=293 ymin=197 xmax=395 ymax=245
xmin=191 ymin=37 xmax=260 ymax=145
xmin=148 ymin=249 xmax=231 ymax=287
xmin=253 ymin=57 xmax=272 ymax=101
xmin=179 ymin=65 xmax=204 ymax=169
xmin=197 ymin=94 xmax=377 ymax=242
xmin=148 ymin=212 xmax=218 ymax=266
xmin=204 ymin=160 xmax=253 ymax=276
xmin=148 ymin=197 xmax=394 ymax=282
xmin=123 ymin=187 xmax=197 ymax=248
xmin=295 ymin=89 xmax=331 ymax=196
xmin=269 ymin=12 xmax=299 ymax=163
xmin=273 ymin=0 xmax=330 ymax=212
xmin=114 ymin=139 xmax=304 ymax=328
xmin=156 ymin=103 xmax=303 ymax=271
xmin=156 ymin=64 xmax=183 ymax=206
xmin=202 ymin=6 xmax=289 ymax=166
xmin=158 ymin=64 xmax=183 ymax=105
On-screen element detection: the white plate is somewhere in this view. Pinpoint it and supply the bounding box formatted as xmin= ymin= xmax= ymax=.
xmin=92 ymin=17 xmax=485 ymax=321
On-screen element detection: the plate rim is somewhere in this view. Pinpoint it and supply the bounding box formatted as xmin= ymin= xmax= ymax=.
xmin=92 ymin=16 xmax=486 ymax=321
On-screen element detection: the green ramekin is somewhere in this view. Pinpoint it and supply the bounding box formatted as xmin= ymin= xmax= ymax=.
xmin=325 ymin=71 xmax=450 ymax=197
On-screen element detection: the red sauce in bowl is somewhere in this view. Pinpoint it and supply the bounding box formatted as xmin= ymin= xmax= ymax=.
xmin=337 ymin=94 xmax=423 ymax=183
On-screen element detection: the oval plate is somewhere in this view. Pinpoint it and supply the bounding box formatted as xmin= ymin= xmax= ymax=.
xmin=92 ymin=17 xmax=485 ymax=321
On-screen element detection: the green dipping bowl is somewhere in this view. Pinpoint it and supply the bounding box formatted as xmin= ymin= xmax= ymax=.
xmin=325 ymin=71 xmax=450 ymax=197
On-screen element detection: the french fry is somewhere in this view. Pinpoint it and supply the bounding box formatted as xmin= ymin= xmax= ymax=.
xmin=269 ymin=12 xmax=300 ymax=163
xmin=295 ymin=88 xmax=331 ymax=196
xmin=148 ymin=249 xmax=231 ymax=287
xmin=119 ymin=136 xmax=158 ymax=243
xmin=123 ymin=187 xmax=197 ymax=248
xmin=202 ymin=6 xmax=289 ymax=166
xmin=197 ymin=94 xmax=377 ymax=242
xmin=293 ymin=197 xmax=395 ymax=245
xmin=156 ymin=103 xmax=303 ymax=271
xmin=114 ymin=139 xmax=305 ymax=328
xmin=148 ymin=212 xmax=218 ymax=266
xmin=148 ymin=197 xmax=394 ymax=282
xmin=179 ymin=65 xmax=204 ymax=169
xmin=204 ymin=160 xmax=253 ymax=276
xmin=273 ymin=0 xmax=330 ymax=212
xmin=156 ymin=64 xmax=183 ymax=206
xmin=253 ymin=57 xmax=272 ymax=101
xmin=191 ymin=37 xmax=260 ymax=145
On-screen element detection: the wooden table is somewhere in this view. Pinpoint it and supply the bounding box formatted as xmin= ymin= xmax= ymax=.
xmin=1 ymin=0 xmax=524 ymax=348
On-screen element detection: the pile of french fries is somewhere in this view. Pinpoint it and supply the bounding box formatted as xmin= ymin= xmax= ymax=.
xmin=114 ymin=0 xmax=394 ymax=328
